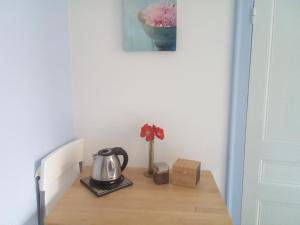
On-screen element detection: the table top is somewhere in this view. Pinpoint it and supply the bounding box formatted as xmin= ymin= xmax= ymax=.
xmin=45 ymin=167 xmax=232 ymax=225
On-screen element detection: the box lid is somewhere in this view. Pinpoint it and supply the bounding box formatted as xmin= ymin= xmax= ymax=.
xmin=173 ymin=158 xmax=200 ymax=169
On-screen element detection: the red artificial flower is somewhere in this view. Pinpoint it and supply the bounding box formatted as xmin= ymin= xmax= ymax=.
xmin=140 ymin=124 xmax=154 ymax=142
xmin=154 ymin=126 xmax=164 ymax=140
xmin=140 ymin=123 xmax=165 ymax=142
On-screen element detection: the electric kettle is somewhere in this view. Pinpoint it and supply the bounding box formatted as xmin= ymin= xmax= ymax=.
xmin=91 ymin=147 xmax=128 ymax=187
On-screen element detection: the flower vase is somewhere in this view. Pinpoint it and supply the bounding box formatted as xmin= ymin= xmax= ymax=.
xmin=148 ymin=140 xmax=154 ymax=176
xmin=140 ymin=123 xmax=164 ymax=177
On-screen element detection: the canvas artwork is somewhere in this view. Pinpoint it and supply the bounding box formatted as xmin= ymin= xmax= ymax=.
xmin=123 ymin=0 xmax=177 ymax=51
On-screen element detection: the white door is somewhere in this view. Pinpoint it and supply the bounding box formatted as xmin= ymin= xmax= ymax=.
xmin=241 ymin=0 xmax=300 ymax=225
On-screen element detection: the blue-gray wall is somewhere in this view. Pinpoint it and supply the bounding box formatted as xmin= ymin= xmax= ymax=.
xmin=0 ymin=1 xmax=73 ymax=225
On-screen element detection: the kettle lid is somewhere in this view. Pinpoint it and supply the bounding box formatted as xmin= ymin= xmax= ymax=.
xmin=97 ymin=148 xmax=113 ymax=156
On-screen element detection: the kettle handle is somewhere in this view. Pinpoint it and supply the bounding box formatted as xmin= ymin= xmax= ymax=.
xmin=112 ymin=147 xmax=128 ymax=171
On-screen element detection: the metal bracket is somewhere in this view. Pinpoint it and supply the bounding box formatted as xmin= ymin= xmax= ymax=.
xmin=79 ymin=161 xmax=83 ymax=173
xmin=39 ymin=191 xmax=46 ymax=225
xmin=35 ymin=174 xmax=45 ymax=225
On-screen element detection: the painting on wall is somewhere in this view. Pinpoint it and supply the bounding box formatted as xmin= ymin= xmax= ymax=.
xmin=123 ymin=0 xmax=177 ymax=51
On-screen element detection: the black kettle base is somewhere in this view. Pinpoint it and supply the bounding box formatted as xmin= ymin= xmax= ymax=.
xmin=80 ymin=175 xmax=133 ymax=197
xmin=89 ymin=176 xmax=124 ymax=190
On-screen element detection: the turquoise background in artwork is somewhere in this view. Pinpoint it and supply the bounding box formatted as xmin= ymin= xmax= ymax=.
xmin=122 ymin=0 xmax=176 ymax=51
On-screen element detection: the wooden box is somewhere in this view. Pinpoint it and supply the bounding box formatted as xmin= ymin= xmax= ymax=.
xmin=172 ymin=159 xmax=201 ymax=188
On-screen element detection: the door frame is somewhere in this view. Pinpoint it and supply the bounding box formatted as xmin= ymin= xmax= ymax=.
xmin=226 ymin=0 xmax=254 ymax=225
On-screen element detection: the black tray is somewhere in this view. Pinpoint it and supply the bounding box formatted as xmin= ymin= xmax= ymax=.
xmin=80 ymin=176 xmax=133 ymax=197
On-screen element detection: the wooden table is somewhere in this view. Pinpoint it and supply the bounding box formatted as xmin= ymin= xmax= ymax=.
xmin=45 ymin=167 xmax=232 ymax=225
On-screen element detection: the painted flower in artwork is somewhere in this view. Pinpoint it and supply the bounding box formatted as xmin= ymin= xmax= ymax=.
xmin=138 ymin=3 xmax=176 ymax=28
xmin=123 ymin=0 xmax=177 ymax=51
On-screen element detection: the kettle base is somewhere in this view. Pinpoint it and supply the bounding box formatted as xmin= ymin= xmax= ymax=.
xmin=80 ymin=175 xmax=133 ymax=197
xmin=90 ymin=176 xmax=124 ymax=189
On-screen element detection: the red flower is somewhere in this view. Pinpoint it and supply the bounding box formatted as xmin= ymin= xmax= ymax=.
xmin=154 ymin=126 xmax=164 ymax=140
xmin=140 ymin=123 xmax=165 ymax=142
xmin=140 ymin=124 xmax=154 ymax=142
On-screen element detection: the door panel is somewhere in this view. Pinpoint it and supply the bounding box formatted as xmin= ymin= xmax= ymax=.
xmin=241 ymin=0 xmax=300 ymax=224
xmin=258 ymin=201 xmax=300 ymax=225
xmin=265 ymin=0 xmax=300 ymax=141
xmin=266 ymin=66 xmax=300 ymax=141
xmin=261 ymin=160 xmax=300 ymax=186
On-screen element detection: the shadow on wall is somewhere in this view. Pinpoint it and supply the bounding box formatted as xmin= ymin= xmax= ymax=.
xmin=23 ymin=213 xmax=38 ymax=225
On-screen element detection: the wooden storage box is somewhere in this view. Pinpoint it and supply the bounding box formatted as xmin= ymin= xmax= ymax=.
xmin=172 ymin=159 xmax=201 ymax=188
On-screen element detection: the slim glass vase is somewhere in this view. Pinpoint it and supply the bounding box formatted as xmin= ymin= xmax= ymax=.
xmin=148 ymin=140 xmax=154 ymax=176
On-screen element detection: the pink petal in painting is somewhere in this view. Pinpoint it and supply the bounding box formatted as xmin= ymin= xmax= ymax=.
xmin=139 ymin=3 xmax=176 ymax=28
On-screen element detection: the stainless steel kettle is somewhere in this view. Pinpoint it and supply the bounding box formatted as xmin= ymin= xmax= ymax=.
xmin=91 ymin=147 xmax=128 ymax=187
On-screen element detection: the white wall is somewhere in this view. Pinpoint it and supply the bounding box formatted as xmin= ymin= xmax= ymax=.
xmin=70 ymin=0 xmax=234 ymax=194
xmin=0 ymin=1 xmax=73 ymax=225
